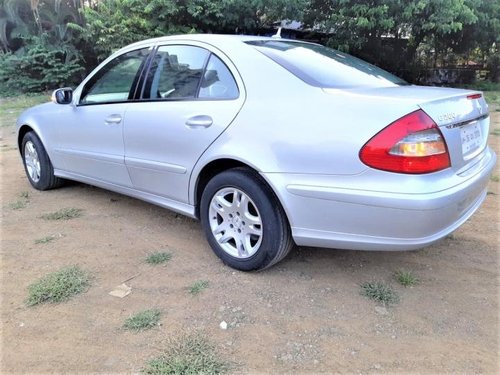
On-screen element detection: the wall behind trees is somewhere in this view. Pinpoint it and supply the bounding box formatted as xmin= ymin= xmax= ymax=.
xmin=0 ymin=0 xmax=498 ymax=95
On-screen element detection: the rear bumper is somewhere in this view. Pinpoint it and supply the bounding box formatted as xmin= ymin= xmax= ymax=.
xmin=262 ymin=147 xmax=496 ymax=251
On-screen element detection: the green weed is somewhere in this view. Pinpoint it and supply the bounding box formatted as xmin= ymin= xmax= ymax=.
xmin=41 ymin=208 xmax=82 ymax=220
xmin=146 ymin=251 xmax=172 ymax=265
xmin=123 ymin=309 xmax=161 ymax=331
xmin=34 ymin=235 xmax=56 ymax=244
xmin=395 ymin=269 xmax=418 ymax=287
xmin=26 ymin=265 xmax=90 ymax=306
xmin=361 ymin=281 xmax=399 ymax=305
xmin=143 ymin=333 xmax=229 ymax=374
xmin=189 ymin=280 xmax=209 ymax=295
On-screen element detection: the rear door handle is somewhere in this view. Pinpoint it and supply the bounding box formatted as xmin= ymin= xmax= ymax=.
xmin=104 ymin=114 xmax=122 ymax=125
xmin=186 ymin=115 xmax=213 ymax=128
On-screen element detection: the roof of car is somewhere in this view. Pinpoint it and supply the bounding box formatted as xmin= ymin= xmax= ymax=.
xmin=123 ymin=34 xmax=297 ymax=51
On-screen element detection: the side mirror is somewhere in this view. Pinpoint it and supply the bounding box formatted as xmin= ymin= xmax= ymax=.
xmin=51 ymin=88 xmax=73 ymax=104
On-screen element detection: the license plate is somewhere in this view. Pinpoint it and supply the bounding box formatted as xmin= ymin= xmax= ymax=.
xmin=461 ymin=122 xmax=482 ymax=155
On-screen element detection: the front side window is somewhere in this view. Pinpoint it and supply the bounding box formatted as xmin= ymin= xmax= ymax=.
xmin=142 ymin=45 xmax=209 ymax=100
xmin=80 ymin=48 xmax=150 ymax=105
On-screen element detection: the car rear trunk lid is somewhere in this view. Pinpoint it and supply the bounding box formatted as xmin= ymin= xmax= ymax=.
xmin=417 ymin=90 xmax=489 ymax=174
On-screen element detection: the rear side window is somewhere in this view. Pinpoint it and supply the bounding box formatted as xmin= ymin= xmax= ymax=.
xmin=199 ymin=54 xmax=239 ymax=99
xmin=246 ymin=40 xmax=408 ymax=89
xmin=142 ymin=45 xmax=209 ymax=100
xmin=142 ymin=45 xmax=239 ymax=101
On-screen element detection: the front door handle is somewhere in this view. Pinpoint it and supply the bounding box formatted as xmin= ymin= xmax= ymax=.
xmin=104 ymin=114 xmax=122 ymax=125
xmin=186 ymin=115 xmax=213 ymax=128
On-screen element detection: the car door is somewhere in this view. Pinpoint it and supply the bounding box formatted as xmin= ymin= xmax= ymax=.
xmin=54 ymin=47 xmax=150 ymax=186
xmin=123 ymin=44 xmax=245 ymax=203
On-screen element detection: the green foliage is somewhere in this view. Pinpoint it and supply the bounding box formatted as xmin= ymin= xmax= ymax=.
xmin=0 ymin=35 xmax=84 ymax=95
xmin=361 ymin=281 xmax=399 ymax=305
xmin=0 ymin=0 xmax=498 ymax=92
xmin=26 ymin=265 xmax=90 ymax=306
xmin=74 ymin=0 xmax=188 ymax=61
xmin=123 ymin=309 xmax=161 ymax=331
xmin=143 ymin=333 xmax=229 ymax=374
xmin=75 ymin=0 xmax=307 ymax=62
xmin=146 ymin=251 xmax=173 ymax=265
xmin=305 ymin=0 xmax=498 ymax=80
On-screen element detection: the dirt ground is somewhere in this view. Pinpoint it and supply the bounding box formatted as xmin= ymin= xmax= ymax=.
xmin=1 ymin=102 xmax=499 ymax=374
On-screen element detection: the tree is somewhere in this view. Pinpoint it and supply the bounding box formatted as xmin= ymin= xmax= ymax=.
xmin=74 ymin=0 xmax=307 ymax=62
xmin=304 ymin=0 xmax=494 ymax=80
xmin=0 ymin=0 xmax=85 ymax=95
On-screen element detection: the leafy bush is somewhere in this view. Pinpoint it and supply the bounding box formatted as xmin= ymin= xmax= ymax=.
xmin=0 ymin=35 xmax=84 ymax=96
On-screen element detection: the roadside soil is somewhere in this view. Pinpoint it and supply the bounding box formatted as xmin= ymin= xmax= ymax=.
xmin=1 ymin=106 xmax=499 ymax=374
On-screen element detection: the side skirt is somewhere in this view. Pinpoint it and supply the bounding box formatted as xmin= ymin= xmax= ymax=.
xmin=54 ymin=169 xmax=197 ymax=219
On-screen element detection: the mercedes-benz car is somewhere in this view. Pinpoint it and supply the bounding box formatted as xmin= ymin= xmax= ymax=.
xmin=16 ymin=34 xmax=496 ymax=270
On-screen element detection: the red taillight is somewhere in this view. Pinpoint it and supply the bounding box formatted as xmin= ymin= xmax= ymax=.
xmin=359 ymin=110 xmax=450 ymax=174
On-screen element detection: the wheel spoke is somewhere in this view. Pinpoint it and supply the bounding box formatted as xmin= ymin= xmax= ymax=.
xmin=218 ymin=231 xmax=234 ymax=245
xmin=211 ymin=200 xmax=225 ymax=215
xmin=246 ymin=225 xmax=262 ymax=236
xmin=235 ymin=191 xmax=248 ymax=209
xmin=213 ymin=222 xmax=226 ymax=235
xmin=243 ymin=211 xmax=261 ymax=226
xmin=26 ymin=142 xmax=35 ymax=155
xmin=237 ymin=237 xmax=247 ymax=257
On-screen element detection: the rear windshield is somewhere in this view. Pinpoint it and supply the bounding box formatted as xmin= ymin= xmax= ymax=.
xmin=246 ymin=40 xmax=408 ymax=89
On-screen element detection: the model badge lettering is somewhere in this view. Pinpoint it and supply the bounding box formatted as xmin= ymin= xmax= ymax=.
xmin=438 ymin=112 xmax=457 ymax=122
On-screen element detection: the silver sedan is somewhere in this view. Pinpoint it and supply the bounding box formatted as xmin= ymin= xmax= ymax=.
xmin=16 ymin=34 xmax=496 ymax=270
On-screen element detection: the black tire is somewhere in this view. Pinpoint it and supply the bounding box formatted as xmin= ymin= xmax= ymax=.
xmin=21 ymin=131 xmax=62 ymax=190
xmin=200 ymin=168 xmax=293 ymax=271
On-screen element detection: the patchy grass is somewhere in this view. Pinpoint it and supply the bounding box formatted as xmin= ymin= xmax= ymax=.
xmin=490 ymin=175 xmax=500 ymax=182
xmin=395 ymin=269 xmax=418 ymax=287
xmin=361 ymin=282 xmax=399 ymax=305
xmin=26 ymin=266 xmax=90 ymax=306
xmin=8 ymin=191 xmax=31 ymax=210
xmin=34 ymin=235 xmax=57 ymax=245
xmin=9 ymin=200 xmax=26 ymax=210
xmin=123 ymin=309 xmax=161 ymax=332
xmin=143 ymin=333 xmax=229 ymax=375
xmin=41 ymin=207 xmax=82 ymax=220
xmin=483 ymin=90 xmax=500 ymax=107
xmin=189 ymin=280 xmax=209 ymax=295
xmin=146 ymin=251 xmax=172 ymax=265
xmin=0 ymin=94 xmax=49 ymax=127
xmin=491 ymin=128 xmax=500 ymax=136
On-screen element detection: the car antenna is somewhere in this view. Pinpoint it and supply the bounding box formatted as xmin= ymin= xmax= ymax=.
xmin=272 ymin=27 xmax=282 ymax=38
